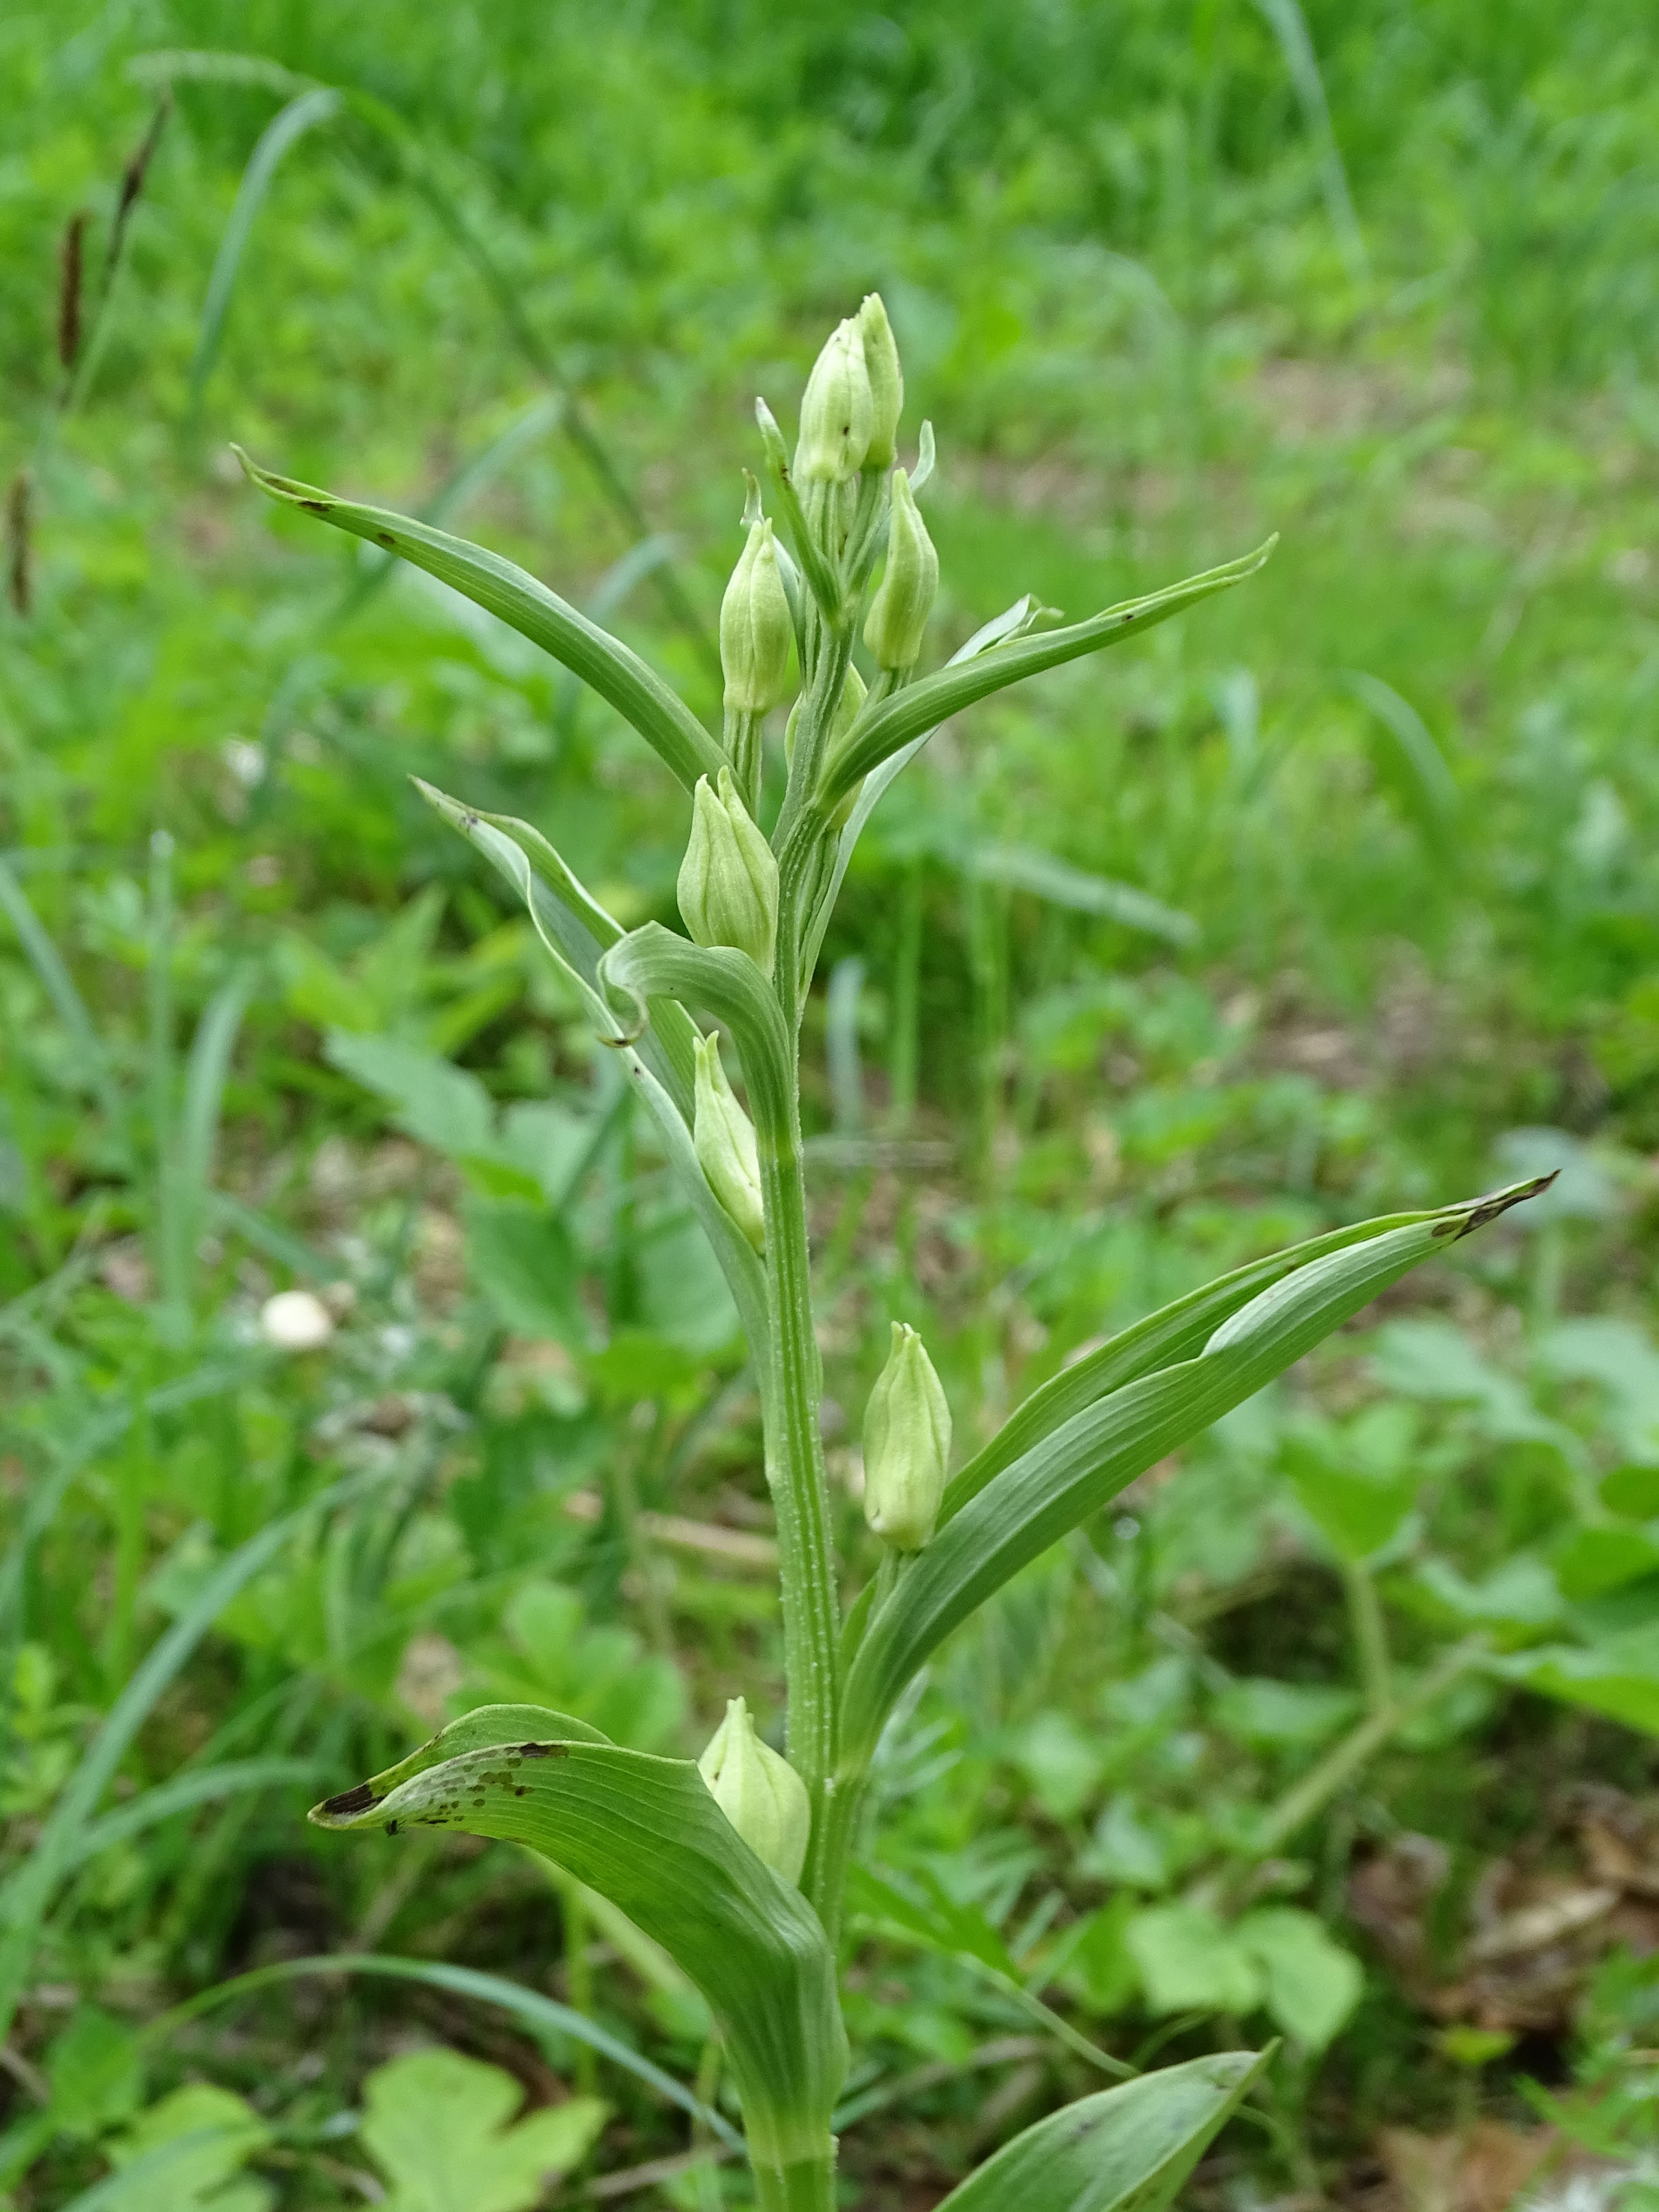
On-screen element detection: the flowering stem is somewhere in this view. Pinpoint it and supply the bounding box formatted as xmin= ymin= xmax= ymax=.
xmin=757 ymin=1068 xmax=840 ymax=1859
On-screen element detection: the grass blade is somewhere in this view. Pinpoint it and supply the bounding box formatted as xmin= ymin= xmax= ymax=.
xmin=146 ymin=1954 xmax=745 ymax=2149
xmin=189 ymin=86 xmax=343 ymax=404
xmin=0 ymin=856 xmax=128 ymax=1156
xmin=0 ymin=1464 xmax=393 ymax=2040
xmin=65 ymin=1758 xmax=326 ymax=1872
xmin=176 ymin=967 xmax=254 ymax=1300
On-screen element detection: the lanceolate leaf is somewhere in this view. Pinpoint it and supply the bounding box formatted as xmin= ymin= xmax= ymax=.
xmin=417 ymin=781 xmax=699 ymax=1121
xmin=237 ymin=452 xmax=724 ymax=791
xmin=842 ymin=1180 xmax=1548 ymax=1761
xmin=417 ymin=794 xmax=770 ymax=1343
xmin=942 ymin=1199 xmax=1508 ymax=1523
xmin=311 ymin=1740 xmax=846 ymax=2183
xmin=825 ymin=539 xmax=1277 ymax=801
xmin=932 ymin=2050 xmax=1267 ymax=2212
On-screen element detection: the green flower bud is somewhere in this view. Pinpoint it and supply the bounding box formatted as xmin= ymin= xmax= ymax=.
xmin=862 ymin=1321 xmax=951 ymax=1552
xmin=720 ymin=517 xmax=793 ymax=715
xmin=697 ymin=1696 xmax=810 ymax=1885
xmin=794 ymin=317 xmax=873 ymax=485
xmin=859 ymin=293 xmax=904 ymax=471
xmin=677 ymin=766 xmax=779 ymax=976
xmin=863 ymin=470 xmax=938 ymax=672
xmin=693 ymin=1033 xmax=765 ymax=1253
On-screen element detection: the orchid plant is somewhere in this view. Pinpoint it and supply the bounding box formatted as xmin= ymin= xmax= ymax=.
xmin=237 ymin=300 xmax=1542 ymax=2209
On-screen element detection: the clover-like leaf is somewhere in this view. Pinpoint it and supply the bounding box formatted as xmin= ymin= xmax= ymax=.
xmin=360 ymin=2047 xmax=606 ymax=2212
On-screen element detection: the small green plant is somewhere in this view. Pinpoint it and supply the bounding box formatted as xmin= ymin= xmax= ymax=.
xmin=238 ymin=301 xmax=1546 ymax=2207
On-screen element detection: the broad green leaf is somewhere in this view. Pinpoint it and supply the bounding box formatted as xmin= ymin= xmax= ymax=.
xmin=46 ymin=2008 xmax=143 ymax=2138
xmin=1213 ymin=1678 xmax=1359 ymax=1749
xmin=1498 ymin=1629 xmax=1659 ymax=1736
xmin=843 ymin=1180 xmax=1549 ymax=1761
xmin=1282 ymin=1425 xmax=1418 ymax=1563
xmin=326 ymin=1031 xmax=496 ymax=1156
xmin=1415 ymin=1555 xmax=1563 ymax=1631
xmin=1237 ymin=1909 xmax=1363 ymax=2049
xmin=1127 ymin=1904 xmax=1262 ymax=2015
xmin=360 ymin=2048 xmax=605 ymax=2212
xmin=311 ymin=1738 xmax=846 ymax=2178
xmin=932 ymin=2049 xmax=1267 ymax=2212
xmin=826 ymin=539 xmax=1277 ymax=800
xmin=105 ymin=2084 xmax=270 ymax=2212
xmin=418 ymin=784 xmax=698 ymax=1121
xmin=338 ymin=1706 xmax=612 ymax=1811
xmin=1370 ymin=1318 xmax=1568 ymax=1449
xmin=1602 ymin=1465 xmax=1659 ymax=1519
xmin=238 ymin=454 xmax=723 ymax=791
xmin=465 ymin=1195 xmax=590 ymax=1348
xmin=1553 ymin=1526 xmax=1659 ymax=1602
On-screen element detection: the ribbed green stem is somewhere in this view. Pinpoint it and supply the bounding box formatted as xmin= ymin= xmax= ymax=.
xmin=758 ymin=1082 xmax=840 ymax=1876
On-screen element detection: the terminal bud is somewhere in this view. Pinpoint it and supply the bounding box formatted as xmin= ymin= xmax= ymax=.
xmin=794 ymin=317 xmax=873 ymax=485
xmin=697 ymin=1696 xmax=811 ymax=1885
xmin=859 ymin=293 xmax=904 ymax=471
xmin=693 ymin=1033 xmax=765 ymax=1253
xmin=720 ymin=517 xmax=793 ymax=714
xmin=863 ymin=470 xmax=938 ymax=671
xmin=862 ymin=1321 xmax=951 ymax=1552
xmin=677 ymin=766 xmax=779 ymax=977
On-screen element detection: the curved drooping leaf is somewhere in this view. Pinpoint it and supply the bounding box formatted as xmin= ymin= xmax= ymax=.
xmin=237 ymin=452 xmax=724 ymax=791
xmin=841 ymin=1179 xmax=1548 ymax=1761
xmin=417 ymin=783 xmax=698 ymax=1118
xmin=942 ymin=1198 xmax=1504 ymax=1524
xmin=598 ymin=923 xmax=794 ymax=1146
xmin=825 ymin=539 xmax=1277 ymax=802
xmin=311 ymin=1739 xmax=846 ymax=2187
xmin=420 ymin=793 xmax=770 ymax=1348
xmin=932 ymin=2050 xmax=1267 ymax=2212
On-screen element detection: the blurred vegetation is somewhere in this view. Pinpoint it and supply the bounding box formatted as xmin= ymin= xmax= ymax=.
xmin=3 ymin=1 xmax=1659 ymax=2205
